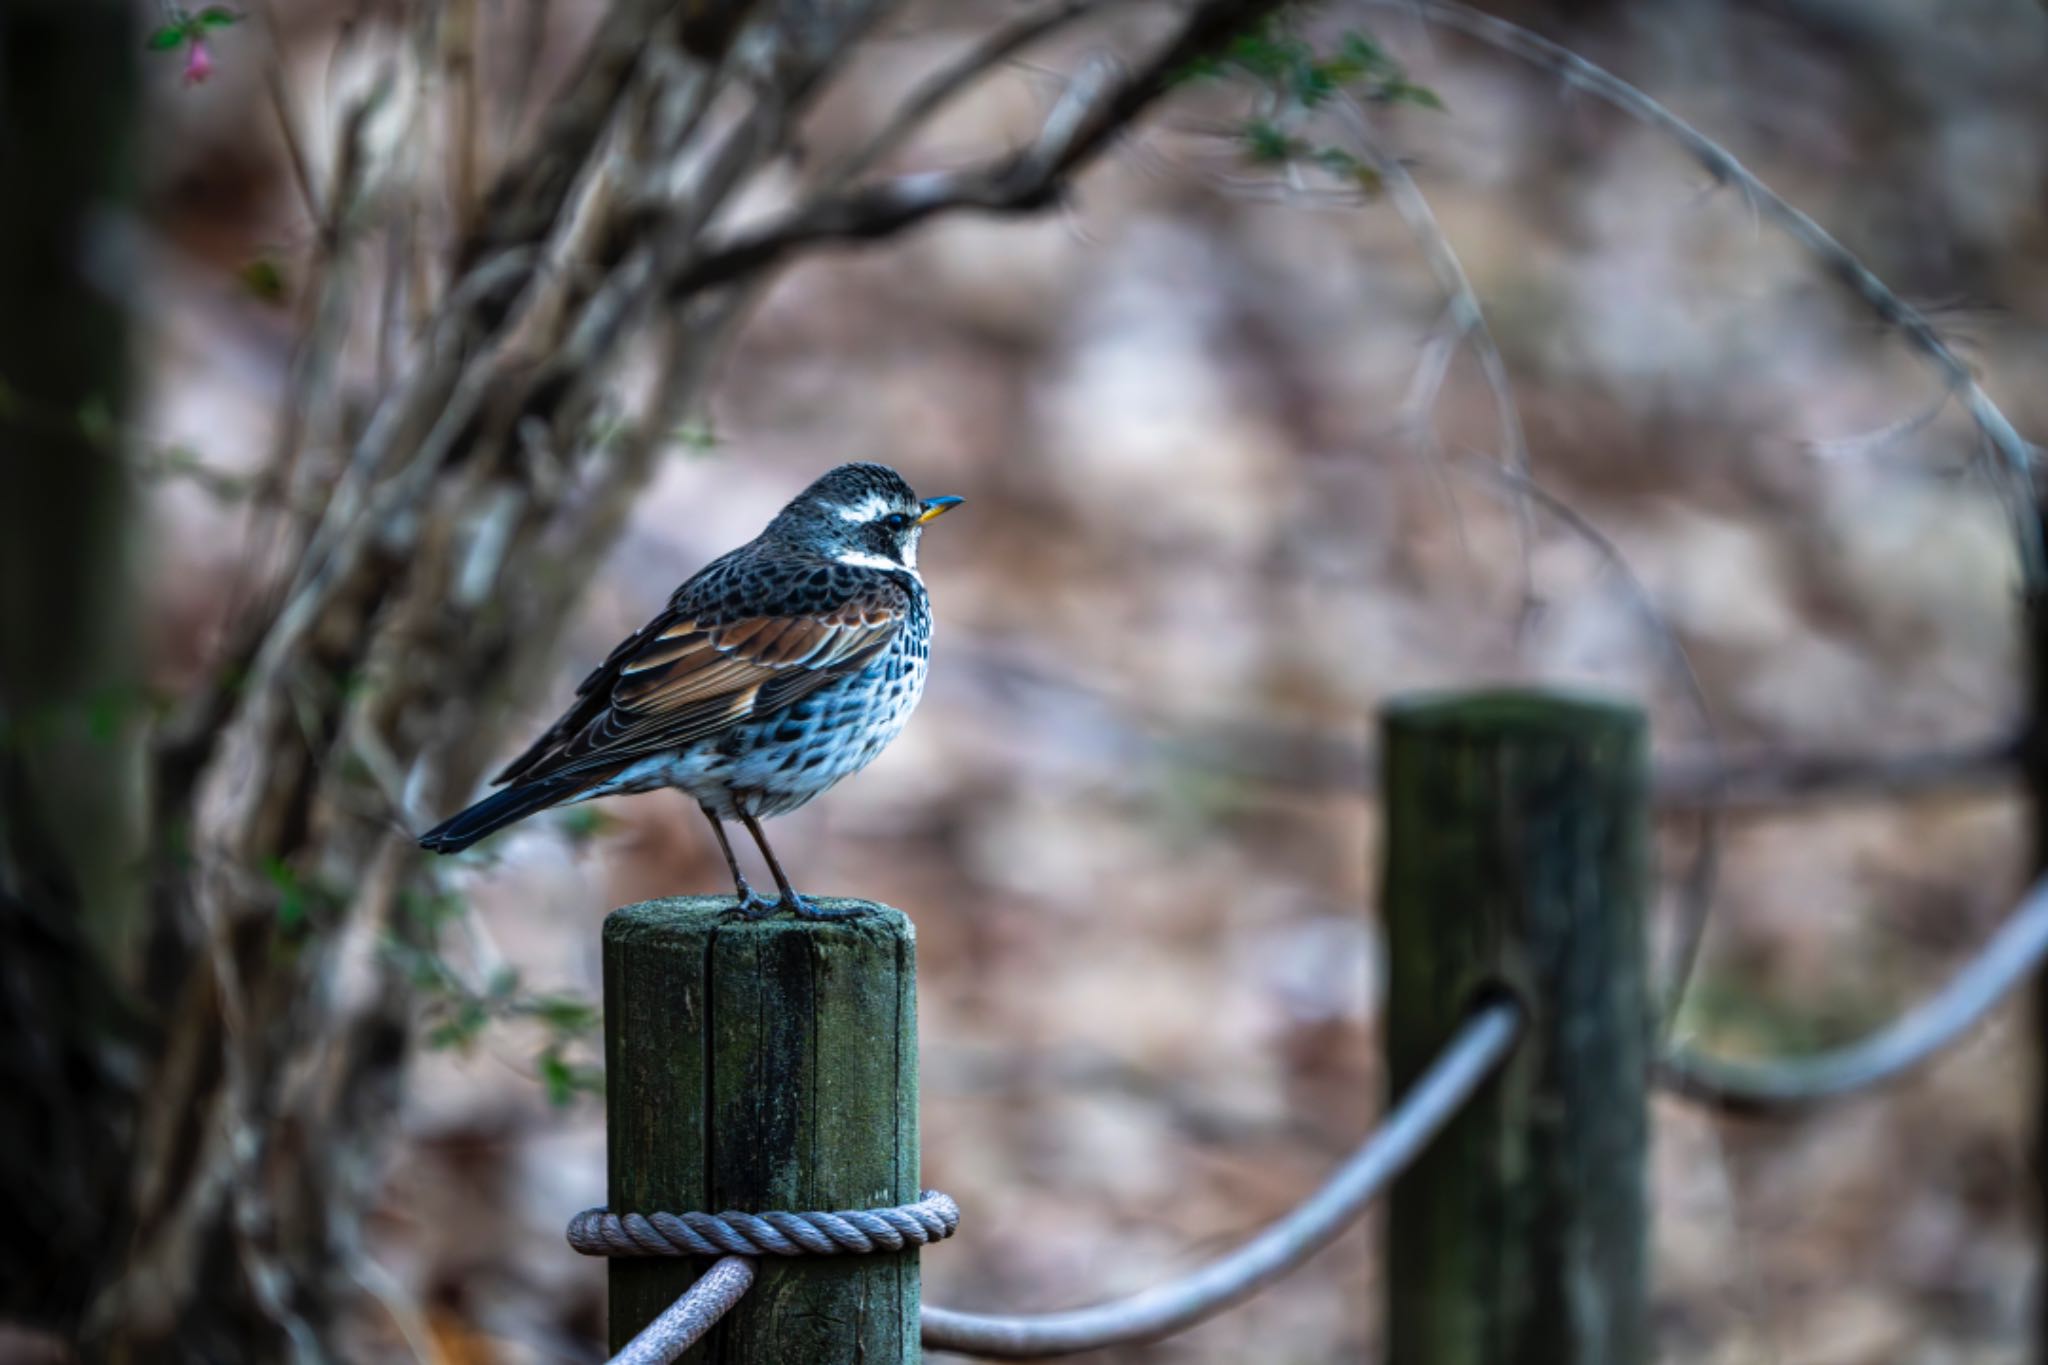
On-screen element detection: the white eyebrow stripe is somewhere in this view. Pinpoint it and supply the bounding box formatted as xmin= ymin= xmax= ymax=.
xmin=836 ymin=494 xmax=890 ymax=523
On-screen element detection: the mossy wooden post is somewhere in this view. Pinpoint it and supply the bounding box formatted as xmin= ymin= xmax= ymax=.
xmin=604 ymin=897 xmax=920 ymax=1362
xmin=1381 ymin=691 xmax=1651 ymax=1365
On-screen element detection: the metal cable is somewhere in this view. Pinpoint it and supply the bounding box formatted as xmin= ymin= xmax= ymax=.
xmin=918 ymin=1000 xmax=1524 ymax=1358
xmin=568 ymin=1190 xmax=960 ymax=1259
xmin=1659 ymin=875 xmax=2048 ymax=1114
xmin=609 ymin=1255 xmax=756 ymax=1365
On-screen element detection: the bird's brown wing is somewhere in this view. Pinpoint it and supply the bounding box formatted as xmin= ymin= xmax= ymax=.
xmin=492 ymin=583 xmax=905 ymax=787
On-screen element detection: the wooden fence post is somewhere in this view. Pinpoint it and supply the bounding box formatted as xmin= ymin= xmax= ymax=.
xmin=603 ymin=897 xmax=921 ymax=1362
xmin=1381 ymin=690 xmax=1651 ymax=1365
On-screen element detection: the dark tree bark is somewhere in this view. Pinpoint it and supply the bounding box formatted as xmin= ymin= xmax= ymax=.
xmin=0 ymin=0 xmax=146 ymax=1336
xmin=0 ymin=1 xmax=1279 ymax=1357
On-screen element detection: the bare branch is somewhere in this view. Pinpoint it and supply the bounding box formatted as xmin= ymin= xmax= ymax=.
xmin=250 ymin=0 xmax=322 ymax=228
xmin=1451 ymin=456 xmax=1725 ymax=1030
xmin=1804 ymin=391 xmax=1953 ymax=466
xmin=666 ymin=0 xmax=1289 ymax=298
xmin=457 ymin=0 xmax=684 ymax=278
xmin=445 ymin=0 xmax=485 ymax=244
xmin=831 ymin=0 xmax=1113 ymax=185
xmin=1362 ymin=0 xmax=2046 ymax=586
xmin=1655 ymin=732 xmax=2019 ymax=811
xmin=958 ymin=642 xmax=2016 ymax=808
xmin=1340 ymin=103 xmax=1539 ymax=624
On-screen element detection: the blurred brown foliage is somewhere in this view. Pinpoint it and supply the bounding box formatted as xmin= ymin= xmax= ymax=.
xmin=6 ymin=0 xmax=2048 ymax=1361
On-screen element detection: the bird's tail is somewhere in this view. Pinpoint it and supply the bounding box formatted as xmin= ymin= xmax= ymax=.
xmin=418 ymin=774 xmax=587 ymax=854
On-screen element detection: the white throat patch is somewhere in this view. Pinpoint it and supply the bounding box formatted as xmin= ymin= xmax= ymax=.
xmin=835 ymin=545 xmax=920 ymax=578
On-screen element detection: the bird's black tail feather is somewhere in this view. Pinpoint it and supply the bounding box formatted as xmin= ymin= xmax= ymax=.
xmin=417 ymin=775 xmax=585 ymax=854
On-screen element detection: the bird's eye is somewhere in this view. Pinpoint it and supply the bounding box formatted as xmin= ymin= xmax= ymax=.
xmin=882 ymin=512 xmax=911 ymax=532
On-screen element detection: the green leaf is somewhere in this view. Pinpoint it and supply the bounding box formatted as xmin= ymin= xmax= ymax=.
xmin=264 ymin=857 xmax=307 ymax=930
xmin=1333 ymin=31 xmax=1394 ymax=79
xmin=1168 ymin=52 xmax=1225 ymax=85
xmin=239 ymin=257 xmax=287 ymax=304
xmin=146 ymin=23 xmax=191 ymax=50
xmin=555 ymin=805 xmax=619 ymax=846
xmin=158 ymin=818 xmax=196 ymax=871
xmin=85 ymin=688 xmax=129 ymax=743
xmin=537 ymin=1047 xmax=604 ymax=1107
xmin=197 ymin=6 xmax=244 ymax=27
xmin=386 ymin=938 xmax=457 ymax=992
xmin=669 ymin=418 xmax=722 ymax=455
xmin=1313 ymin=144 xmax=1384 ymax=193
xmin=398 ymin=886 xmax=468 ymax=933
xmin=261 ymin=856 xmax=341 ymax=935
xmin=526 ymin=993 xmax=600 ymax=1036
xmin=1290 ymin=60 xmax=1338 ymax=109
xmin=151 ymin=445 xmax=251 ymax=501
xmin=1221 ymin=26 xmax=1308 ymax=81
xmin=427 ymin=998 xmax=490 ymax=1051
xmin=1309 ymin=143 xmax=1384 ymax=195
xmin=1385 ymin=79 xmax=1446 ymax=112
xmin=538 ymin=1050 xmax=573 ymax=1105
xmin=75 ymin=395 xmax=116 ymax=447
xmin=1240 ymin=119 xmax=1300 ymax=166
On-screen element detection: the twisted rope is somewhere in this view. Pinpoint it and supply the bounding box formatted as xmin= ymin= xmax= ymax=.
xmin=568 ymin=1189 xmax=959 ymax=1259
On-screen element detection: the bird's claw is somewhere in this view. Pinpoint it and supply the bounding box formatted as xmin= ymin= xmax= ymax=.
xmin=721 ymin=886 xmax=781 ymax=921
xmin=719 ymin=887 xmax=869 ymax=921
xmin=784 ymin=893 xmax=867 ymax=920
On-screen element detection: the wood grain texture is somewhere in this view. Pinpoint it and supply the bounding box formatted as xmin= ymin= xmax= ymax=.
xmin=1381 ymin=691 xmax=1651 ymax=1365
xmin=604 ymin=897 xmax=920 ymax=1362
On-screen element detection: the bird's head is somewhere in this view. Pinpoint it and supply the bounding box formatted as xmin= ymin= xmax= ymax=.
xmin=769 ymin=462 xmax=964 ymax=574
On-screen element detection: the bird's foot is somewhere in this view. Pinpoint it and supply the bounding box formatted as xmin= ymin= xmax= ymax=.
xmin=721 ymin=885 xmax=781 ymax=921
xmin=782 ymin=892 xmax=868 ymax=921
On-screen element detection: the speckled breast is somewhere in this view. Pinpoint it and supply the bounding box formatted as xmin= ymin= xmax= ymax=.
xmin=718 ymin=579 xmax=933 ymax=818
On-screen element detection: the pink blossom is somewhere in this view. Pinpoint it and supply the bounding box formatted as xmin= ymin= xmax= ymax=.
xmin=182 ymin=37 xmax=213 ymax=86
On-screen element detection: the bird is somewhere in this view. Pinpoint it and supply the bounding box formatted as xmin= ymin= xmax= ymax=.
xmin=417 ymin=462 xmax=963 ymax=919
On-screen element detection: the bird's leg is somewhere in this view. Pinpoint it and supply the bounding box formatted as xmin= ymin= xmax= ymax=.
xmin=701 ymin=805 xmax=775 ymax=919
xmin=737 ymin=810 xmax=865 ymax=920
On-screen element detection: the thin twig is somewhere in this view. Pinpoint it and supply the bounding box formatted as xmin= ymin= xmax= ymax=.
xmin=665 ymin=0 xmax=1290 ymax=299
xmin=1653 ymin=732 xmax=2020 ymax=811
xmin=1803 ymin=391 xmax=1952 ymax=465
xmin=251 ymin=0 xmax=323 ymax=227
xmin=1360 ymin=0 xmax=2045 ymax=587
xmin=445 ymin=0 xmax=485 ymax=245
xmin=957 ymin=641 xmax=2016 ymax=807
xmin=1339 ymin=102 xmax=1539 ymax=628
xmin=831 ymin=0 xmax=1114 ymax=186
xmin=1452 ymin=456 xmax=1725 ymax=1032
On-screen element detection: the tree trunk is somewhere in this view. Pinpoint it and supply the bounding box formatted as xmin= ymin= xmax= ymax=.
xmin=0 ymin=0 xmax=145 ymax=1337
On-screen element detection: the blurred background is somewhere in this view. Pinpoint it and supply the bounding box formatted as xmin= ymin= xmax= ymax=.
xmin=10 ymin=0 xmax=2048 ymax=1360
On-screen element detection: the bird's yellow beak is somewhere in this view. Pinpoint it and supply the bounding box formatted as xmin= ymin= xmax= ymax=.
xmin=918 ymin=495 xmax=965 ymax=525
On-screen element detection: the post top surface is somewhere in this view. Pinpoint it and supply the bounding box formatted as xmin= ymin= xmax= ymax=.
xmin=1382 ymin=687 xmax=1645 ymax=735
xmin=605 ymin=896 xmax=914 ymax=947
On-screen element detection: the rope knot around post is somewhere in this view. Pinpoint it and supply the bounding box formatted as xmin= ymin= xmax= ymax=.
xmin=566 ymin=1190 xmax=961 ymax=1259
xmin=602 ymin=898 xmax=925 ymax=1364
